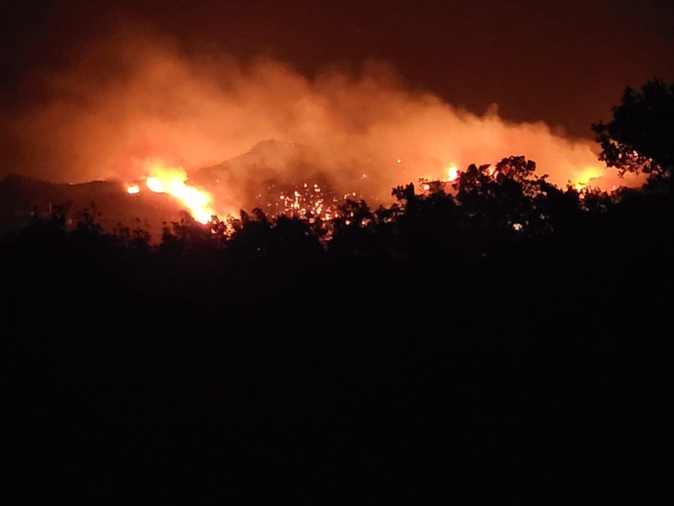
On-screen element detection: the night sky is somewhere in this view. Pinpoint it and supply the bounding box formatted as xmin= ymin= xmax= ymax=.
xmin=0 ymin=0 xmax=672 ymax=183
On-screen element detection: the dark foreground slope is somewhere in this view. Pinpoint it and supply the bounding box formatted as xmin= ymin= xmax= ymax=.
xmin=1 ymin=189 xmax=673 ymax=506
xmin=0 ymin=174 xmax=189 ymax=242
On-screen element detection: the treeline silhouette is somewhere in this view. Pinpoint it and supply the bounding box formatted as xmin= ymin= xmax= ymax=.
xmin=2 ymin=81 xmax=674 ymax=505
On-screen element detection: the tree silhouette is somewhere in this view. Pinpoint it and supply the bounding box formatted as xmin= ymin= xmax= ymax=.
xmin=160 ymin=210 xmax=215 ymax=253
xmin=112 ymin=218 xmax=151 ymax=251
xmin=592 ymin=78 xmax=674 ymax=184
xmin=454 ymin=157 xmax=547 ymax=241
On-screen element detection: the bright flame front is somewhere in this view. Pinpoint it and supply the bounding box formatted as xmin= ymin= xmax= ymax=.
xmin=127 ymin=163 xmax=217 ymax=224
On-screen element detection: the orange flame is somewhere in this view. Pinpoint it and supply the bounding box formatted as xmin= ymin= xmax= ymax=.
xmin=572 ymin=166 xmax=605 ymax=190
xmin=127 ymin=163 xmax=217 ymax=224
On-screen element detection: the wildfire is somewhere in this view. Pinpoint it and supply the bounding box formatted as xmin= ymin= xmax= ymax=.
xmin=127 ymin=163 xmax=217 ymax=224
xmin=420 ymin=164 xmax=459 ymax=192
xmin=124 ymin=155 xmax=643 ymax=229
xmin=572 ymin=166 xmax=605 ymax=190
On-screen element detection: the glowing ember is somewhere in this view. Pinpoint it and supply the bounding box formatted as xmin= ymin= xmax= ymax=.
xmin=127 ymin=184 xmax=140 ymax=195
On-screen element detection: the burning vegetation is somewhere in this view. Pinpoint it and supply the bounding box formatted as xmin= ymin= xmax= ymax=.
xmin=126 ymin=163 xmax=217 ymax=224
xmin=121 ymin=147 xmax=634 ymax=238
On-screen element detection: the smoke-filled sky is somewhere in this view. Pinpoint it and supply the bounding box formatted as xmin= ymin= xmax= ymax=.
xmin=0 ymin=0 xmax=671 ymax=195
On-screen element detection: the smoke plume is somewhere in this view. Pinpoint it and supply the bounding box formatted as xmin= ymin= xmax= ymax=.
xmin=0 ymin=26 xmax=641 ymax=213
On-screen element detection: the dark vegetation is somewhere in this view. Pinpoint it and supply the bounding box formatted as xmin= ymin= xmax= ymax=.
xmin=2 ymin=80 xmax=673 ymax=505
